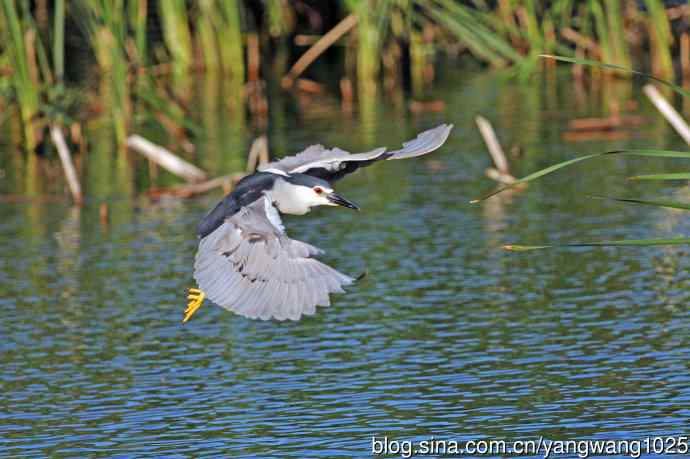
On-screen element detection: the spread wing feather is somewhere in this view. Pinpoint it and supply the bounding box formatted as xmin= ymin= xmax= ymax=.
xmin=193 ymin=197 xmax=353 ymax=321
xmin=258 ymin=124 xmax=453 ymax=181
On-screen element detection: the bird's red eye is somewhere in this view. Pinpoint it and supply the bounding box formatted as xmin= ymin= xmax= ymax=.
xmin=314 ymin=187 xmax=323 ymax=194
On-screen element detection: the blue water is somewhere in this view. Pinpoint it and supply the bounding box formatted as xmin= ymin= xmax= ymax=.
xmin=1 ymin=71 xmax=690 ymax=458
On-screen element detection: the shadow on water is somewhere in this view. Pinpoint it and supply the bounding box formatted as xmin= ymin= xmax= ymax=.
xmin=1 ymin=68 xmax=690 ymax=457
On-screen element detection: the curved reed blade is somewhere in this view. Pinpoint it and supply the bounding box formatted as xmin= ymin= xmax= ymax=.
xmin=471 ymin=149 xmax=690 ymax=203
xmin=470 ymin=153 xmax=603 ymax=203
xmin=504 ymin=238 xmax=690 ymax=252
xmin=628 ymin=173 xmax=690 ymax=181
xmin=609 ymin=149 xmax=690 ymax=159
xmin=540 ymin=54 xmax=690 ymax=98
xmin=588 ymin=195 xmax=690 ymax=211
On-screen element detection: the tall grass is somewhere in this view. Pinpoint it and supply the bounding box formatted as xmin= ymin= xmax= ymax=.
xmin=265 ymin=0 xmax=292 ymax=38
xmin=422 ymin=0 xmax=522 ymax=68
xmin=196 ymin=0 xmax=220 ymax=73
xmin=129 ymin=0 xmax=148 ymax=64
xmin=350 ymin=0 xmax=382 ymax=96
xmin=158 ymin=0 xmax=192 ymax=92
xmin=53 ymin=0 xmax=64 ymax=85
xmin=77 ymin=0 xmax=131 ymax=148
xmin=1 ymin=1 xmax=687 ymax=110
xmin=1 ymin=0 xmax=689 ymax=195
xmin=604 ymin=0 xmax=630 ymax=70
xmin=216 ymin=0 xmax=245 ymax=86
xmin=644 ymin=0 xmax=674 ymax=81
xmin=1 ymin=1 xmax=41 ymax=151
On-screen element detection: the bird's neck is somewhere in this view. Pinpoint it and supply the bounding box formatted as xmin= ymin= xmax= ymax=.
xmin=266 ymin=179 xmax=312 ymax=215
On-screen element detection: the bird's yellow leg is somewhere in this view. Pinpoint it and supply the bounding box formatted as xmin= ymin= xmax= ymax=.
xmin=183 ymin=288 xmax=206 ymax=323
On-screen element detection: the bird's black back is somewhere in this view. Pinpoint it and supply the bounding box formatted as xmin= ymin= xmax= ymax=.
xmin=197 ymin=172 xmax=279 ymax=238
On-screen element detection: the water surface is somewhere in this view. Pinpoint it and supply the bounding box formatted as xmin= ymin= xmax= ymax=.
xmin=2 ymin=70 xmax=690 ymax=457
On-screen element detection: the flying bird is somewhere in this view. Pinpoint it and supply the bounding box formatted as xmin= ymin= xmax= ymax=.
xmin=184 ymin=124 xmax=453 ymax=322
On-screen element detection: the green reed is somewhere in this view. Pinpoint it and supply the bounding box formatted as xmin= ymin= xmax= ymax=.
xmin=644 ymin=0 xmax=674 ymax=81
xmin=0 ymin=0 xmax=688 ymax=199
xmin=53 ymin=0 xmax=64 ymax=85
xmin=196 ymin=0 xmax=220 ymax=73
xmin=157 ymin=0 xmax=192 ymax=91
xmin=1 ymin=0 xmax=41 ymax=151
xmin=347 ymin=0 xmax=382 ymax=96
xmin=1 ymin=1 xmax=686 ymax=116
xmin=77 ymin=0 xmax=131 ymax=148
xmin=604 ymin=0 xmax=630 ymax=70
xmin=129 ymin=0 xmax=148 ymax=65
xmin=216 ymin=0 xmax=245 ymax=85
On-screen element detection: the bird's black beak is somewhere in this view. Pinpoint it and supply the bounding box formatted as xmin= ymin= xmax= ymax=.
xmin=327 ymin=192 xmax=359 ymax=210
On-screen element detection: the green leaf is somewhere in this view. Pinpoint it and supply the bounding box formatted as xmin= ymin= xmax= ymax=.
xmin=588 ymin=195 xmax=690 ymax=211
xmin=470 ymin=152 xmax=601 ymax=203
xmin=471 ymin=149 xmax=690 ymax=203
xmin=504 ymin=238 xmax=690 ymax=251
xmin=609 ymin=149 xmax=690 ymax=159
xmin=628 ymin=173 xmax=690 ymax=181
xmin=540 ymin=54 xmax=690 ymax=98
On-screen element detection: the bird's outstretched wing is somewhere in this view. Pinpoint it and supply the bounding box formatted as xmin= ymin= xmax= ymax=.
xmin=193 ymin=197 xmax=353 ymax=321
xmin=259 ymin=123 xmax=453 ymax=182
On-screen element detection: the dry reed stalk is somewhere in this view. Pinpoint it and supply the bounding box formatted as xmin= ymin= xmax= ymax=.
xmin=148 ymin=174 xmax=245 ymax=198
xmin=245 ymin=135 xmax=269 ymax=173
xmin=148 ymin=135 xmax=269 ymax=198
xmin=50 ymin=125 xmax=83 ymax=205
xmin=247 ymin=34 xmax=260 ymax=82
xmin=282 ymin=14 xmax=358 ymax=88
xmin=293 ymin=78 xmax=324 ymax=94
xmin=475 ymin=115 xmax=517 ymax=185
xmin=126 ymin=135 xmax=207 ymax=182
xmin=560 ymin=28 xmax=601 ymax=57
xmin=681 ymin=33 xmax=690 ymax=86
xmin=408 ymin=100 xmax=445 ymax=113
xmin=562 ymin=130 xmax=630 ymax=142
xmin=340 ymin=78 xmax=353 ymax=112
xmin=643 ymin=84 xmax=690 ymax=145
xmin=568 ymin=115 xmax=644 ymax=131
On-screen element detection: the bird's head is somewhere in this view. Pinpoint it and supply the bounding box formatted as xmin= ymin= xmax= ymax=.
xmin=274 ymin=174 xmax=359 ymax=215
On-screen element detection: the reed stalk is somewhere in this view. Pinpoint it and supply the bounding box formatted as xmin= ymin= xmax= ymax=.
xmin=216 ymin=0 xmax=245 ymax=84
xmin=158 ymin=0 xmax=192 ymax=91
xmin=196 ymin=0 xmax=219 ymax=73
xmin=424 ymin=0 xmax=522 ymax=68
xmin=95 ymin=27 xmax=129 ymax=147
xmin=129 ymin=0 xmax=147 ymax=64
xmin=352 ymin=0 xmax=380 ymax=96
xmin=409 ymin=30 xmax=425 ymax=97
xmin=1 ymin=0 xmax=40 ymax=151
xmin=644 ymin=0 xmax=674 ymax=81
xmin=77 ymin=1 xmax=131 ymax=148
xmin=265 ymin=0 xmax=291 ymax=38
xmin=589 ymin=0 xmax=611 ymax=65
xmin=53 ymin=0 xmax=64 ymax=85
xmin=604 ymin=0 xmax=630 ymax=70
xmin=522 ymin=0 xmax=542 ymax=58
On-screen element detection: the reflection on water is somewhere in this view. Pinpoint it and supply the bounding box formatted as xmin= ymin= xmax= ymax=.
xmin=1 ymin=70 xmax=690 ymax=457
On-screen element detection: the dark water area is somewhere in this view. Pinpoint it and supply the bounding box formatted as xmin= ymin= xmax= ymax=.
xmin=1 ymin=69 xmax=690 ymax=457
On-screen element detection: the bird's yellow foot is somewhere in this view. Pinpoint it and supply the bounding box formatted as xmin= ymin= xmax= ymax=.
xmin=183 ymin=288 xmax=206 ymax=323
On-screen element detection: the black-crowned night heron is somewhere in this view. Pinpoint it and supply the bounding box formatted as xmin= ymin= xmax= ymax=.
xmin=184 ymin=124 xmax=453 ymax=322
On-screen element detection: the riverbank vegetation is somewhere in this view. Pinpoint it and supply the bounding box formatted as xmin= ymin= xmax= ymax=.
xmin=1 ymin=1 xmax=689 ymax=200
